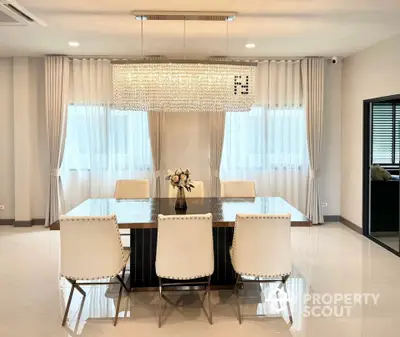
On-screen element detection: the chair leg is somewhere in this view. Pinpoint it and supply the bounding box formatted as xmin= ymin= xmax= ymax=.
xmin=201 ymin=275 xmax=213 ymax=325
xmin=113 ymin=276 xmax=124 ymax=326
xmin=234 ymin=274 xmax=242 ymax=324
xmin=117 ymin=267 xmax=130 ymax=293
xmin=207 ymin=275 xmax=213 ymax=325
xmin=282 ymin=276 xmax=293 ymax=325
xmin=158 ymin=277 xmax=163 ymax=328
xmin=62 ymin=279 xmax=76 ymax=327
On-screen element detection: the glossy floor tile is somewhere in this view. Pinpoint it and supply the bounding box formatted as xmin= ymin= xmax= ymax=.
xmin=1 ymin=223 xmax=400 ymax=337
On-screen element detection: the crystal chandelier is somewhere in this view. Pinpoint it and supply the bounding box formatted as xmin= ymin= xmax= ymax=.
xmin=112 ymin=11 xmax=256 ymax=112
xmin=113 ymin=62 xmax=255 ymax=112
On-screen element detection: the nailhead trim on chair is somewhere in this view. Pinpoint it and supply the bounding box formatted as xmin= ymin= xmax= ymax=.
xmin=231 ymin=213 xmax=291 ymax=278
xmin=236 ymin=214 xmax=291 ymax=220
xmin=156 ymin=272 xmax=214 ymax=280
xmin=158 ymin=214 xmax=212 ymax=221
xmin=60 ymin=214 xmax=129 ymax=280
xmin=157 ymin=213 xmax=213 ymax=280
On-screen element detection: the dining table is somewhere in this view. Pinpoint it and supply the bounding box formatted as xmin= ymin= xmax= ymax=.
xmin=51 ymin=197 xmax=311 ymax=289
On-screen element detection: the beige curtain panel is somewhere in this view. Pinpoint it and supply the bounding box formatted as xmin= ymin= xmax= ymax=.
xmin=301 ymin=58 xmax=325 ymax=224
xmin=45 ymin=56 xmax=70 ymax=226
xmin=148 ymin=111 xmax=166 ymax=197
xmin=209 ymin=111 xmax=226 ymax=197
xmin=70 ymin=58 xmax=113 ymax=104
xmin=256 ymin=60 xmax=302 ymax=108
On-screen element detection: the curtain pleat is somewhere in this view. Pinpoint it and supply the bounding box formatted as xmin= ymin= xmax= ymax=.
xmin=256 ymin=60 xmax=302 ymax=108
xmin=209 ymin=111 xmax=226 ymax=197
xmin=148 ymin=111 xmax=166 ymax=197
xmin=45 ymin=56 xmax=70 ymax=226
xmin=301 ymin=58 xmax=325 ymax=224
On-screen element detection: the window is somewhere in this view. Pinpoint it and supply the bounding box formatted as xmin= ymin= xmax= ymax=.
xmin=372 ymin=102 xmax=400 ymax=165
xmin=221 ymin=107 xmax=309 ymax=171
xmin=220 ymin=106 xmax=309 ymax=210
xmin=63 ymin=105 xmax=152 ymax=171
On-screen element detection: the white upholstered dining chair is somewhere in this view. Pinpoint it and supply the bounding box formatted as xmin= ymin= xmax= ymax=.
xmin=230 ymin=213 xmax=292 ymax=324
xmin=114 ymin=179 xmax=150 ymax=199
xmin=168 ymin=180 xmax=205 ymax=198
xmin=60 ymin=214 xmax=130 ymax=327
xmin=156 ymin=213 xmax=214 ymax=327
xmin=220 ymin=180 xmax=256 ymax=198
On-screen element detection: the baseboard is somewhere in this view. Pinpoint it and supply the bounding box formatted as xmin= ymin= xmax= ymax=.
xmin=0 ymin=218 xmax=45 ymax=227
xmin=324 ymin=215 xmax=341 ymax=222
xmin=0 ymin=219 xmax=14 ymax=225
xmin=13 ymin=221 xmax=32 ymax=227
xmin=340 ymin=216 xmax=363 ymax=234
xmin=31 ymin=219 xmax=45 ymax=226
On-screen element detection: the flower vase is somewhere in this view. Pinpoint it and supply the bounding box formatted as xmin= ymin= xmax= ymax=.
xmin=175 ymin=187 xmax=187 ymax=211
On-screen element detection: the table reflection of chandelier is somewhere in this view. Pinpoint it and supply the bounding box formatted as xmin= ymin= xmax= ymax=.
xmin=112 ymin=11 xmax=256 ymax=112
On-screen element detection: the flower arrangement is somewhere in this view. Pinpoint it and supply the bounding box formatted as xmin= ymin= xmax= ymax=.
xmin=165 ymin=168 xmax=195 ymax=192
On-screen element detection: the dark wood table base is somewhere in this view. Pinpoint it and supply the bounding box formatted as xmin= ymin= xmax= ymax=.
xmin=129 ymin=227 xmax=236 ymax=288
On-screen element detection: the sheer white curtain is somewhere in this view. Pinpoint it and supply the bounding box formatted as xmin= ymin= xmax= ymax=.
xmin=62 ymin=59 xmax=152 ymax=212
xmin=220 ymin=59 xmax=308 ymax=211
xmin=221 ymin=106 xmax=308 ymax=211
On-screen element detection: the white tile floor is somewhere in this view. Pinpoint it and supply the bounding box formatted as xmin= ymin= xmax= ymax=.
xmin=1 ymin=223 xmax=400 ymax=337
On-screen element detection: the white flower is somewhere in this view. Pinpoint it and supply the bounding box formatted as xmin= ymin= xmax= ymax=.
xmin=176 ymin=169 xmax=183 ymax=175
xmin=180 ymin=174 xmax=187 ymax=182
xmin=172 ymin=175 xmax=180 ymax=183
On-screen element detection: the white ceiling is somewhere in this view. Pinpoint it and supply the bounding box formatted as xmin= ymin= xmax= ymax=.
xmin=1 ymin=0 xmax=400 ymax=57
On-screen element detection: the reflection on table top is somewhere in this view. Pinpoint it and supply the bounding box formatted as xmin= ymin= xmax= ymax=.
xmin=50 ymin=197 xmax=311 ymax=230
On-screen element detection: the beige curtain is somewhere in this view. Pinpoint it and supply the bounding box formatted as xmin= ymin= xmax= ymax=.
xmin=45 ymin=56 xmax=70 ymax=226
xmin=209 ymin=111 xmax=226 ymax=197
xmin=256 ymin=60 xmax=302 ymax=108
xmin=148 ymin=111 xmax=166 ymax=197
xmin=301 ymin=58 xmax=325 ymax=224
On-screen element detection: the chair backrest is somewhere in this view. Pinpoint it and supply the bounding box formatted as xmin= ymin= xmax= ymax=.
xmin=231 ymin=213 xmax=291 ymax=277
xmin=168 ymin=180 xmax=205 ymax=198
xmin=60 ymin=214 xmax=126 ymax=280
xmin=156 ymin=213 xmax=214 ymax=279
xmin=114 ymin=179 xmax=150 ymax=199
xmin=221 ymin=180 xmax=256 ymax=198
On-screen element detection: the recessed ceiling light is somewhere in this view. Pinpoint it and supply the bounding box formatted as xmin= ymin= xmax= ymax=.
xmin=245 ymin=43 xmax=256 ymax=49
xmin=68 ymin=41 xmax=80 ymax=47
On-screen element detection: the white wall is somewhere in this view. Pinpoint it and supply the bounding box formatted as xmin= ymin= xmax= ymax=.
xmin=321 ymin=61 xmax=342 ymax=216
xmin=342 ymin=34 xmax=400 ymax=227
xmin=162 ymin=111 xmax=211 ymax=197
xmin=0 ymin=57 xmax=47 ymax=220
xmin=29 ymin=58 xmax=48 ymax=219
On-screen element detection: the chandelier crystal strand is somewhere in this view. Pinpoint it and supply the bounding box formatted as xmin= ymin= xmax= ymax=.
xmin=183 ymin=18 xmax=187 ymax=59
xmin=112 ymin=63 xmax=255 ymax=113
xmin=226 ymin=19 xmax=229 ymax=56
xmin=141 ymin=19 xmax=144 ymax=58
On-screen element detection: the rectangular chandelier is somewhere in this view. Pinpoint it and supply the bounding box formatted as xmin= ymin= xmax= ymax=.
xmin=112 ymin=61 xmax=256 ymax=113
